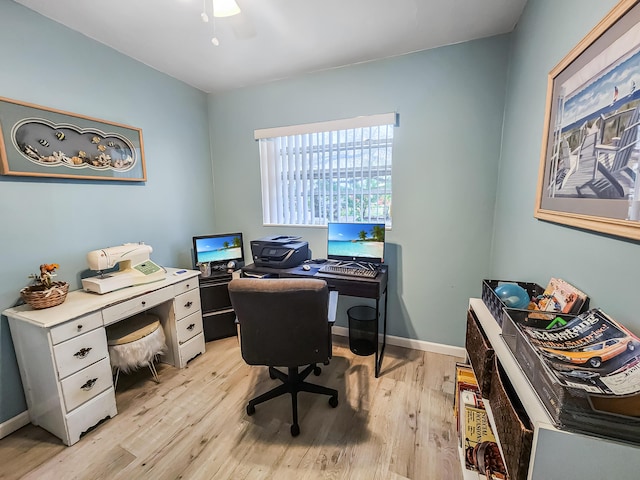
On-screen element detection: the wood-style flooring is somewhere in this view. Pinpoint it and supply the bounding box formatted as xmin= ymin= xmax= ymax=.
xmin=0 ymin=336 xmax=465 ymax=480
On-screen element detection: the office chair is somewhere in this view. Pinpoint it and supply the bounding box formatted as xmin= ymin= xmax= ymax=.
xmin=228 ymin=277 xmax=339 ymax=436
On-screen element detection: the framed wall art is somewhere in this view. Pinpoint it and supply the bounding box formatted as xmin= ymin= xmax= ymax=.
xmin=0 ymin=96 xmax=146 ymax=181
xmin=535 ymin=0 xmax=640 ymax=240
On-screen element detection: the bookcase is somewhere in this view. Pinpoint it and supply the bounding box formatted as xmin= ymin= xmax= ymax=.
xmin=463 ymin=298 xmax=640 ymax=480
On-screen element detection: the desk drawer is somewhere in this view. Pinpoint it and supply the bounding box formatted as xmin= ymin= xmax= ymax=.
xmin=179 ymin=333 xmax=205 ymax=367
xmin=61 ymin=357 xmax=113 ymax=412
xmin=53 ymin=328 xmax=109 ymax=380
xmin=65 ymin=387 xmax=117 ymax=446
xmin=174 ymin=278 xmax=198 ymax=295
xmin=174 ymin=289 xmax=201 ymax=320
xmin=102 ymin=288 xmax=173 ymax=326
xmin=50 ymin=312 xmax=103 ymax=345
xmin=177 ymin=310 xmax=203 ymax=344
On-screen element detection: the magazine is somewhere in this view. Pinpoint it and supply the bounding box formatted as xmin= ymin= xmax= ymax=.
xmin=517 ymin=308 xmax=640 ymax=397
xmin=529 ymin=277 xmax=587 ymax=314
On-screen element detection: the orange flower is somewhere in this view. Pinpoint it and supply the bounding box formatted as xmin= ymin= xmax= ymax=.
xmin=44 ymin=264 xmax=59 ymax=272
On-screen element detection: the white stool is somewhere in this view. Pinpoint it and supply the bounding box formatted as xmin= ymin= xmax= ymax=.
xmin=106 ymin=312 xmax=167 ymax=388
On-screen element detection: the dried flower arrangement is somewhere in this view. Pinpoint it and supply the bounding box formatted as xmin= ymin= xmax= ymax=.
xmin=20 ymin=263 xmax=69 ymax=309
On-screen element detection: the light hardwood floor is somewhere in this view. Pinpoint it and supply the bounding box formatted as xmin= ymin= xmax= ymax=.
xmin=1 ymin=336 xmax=465 ymax=480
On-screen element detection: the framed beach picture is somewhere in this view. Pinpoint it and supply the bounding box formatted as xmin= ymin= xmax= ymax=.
xmin=534 ymin=0 xmax=640 ymax=240
xmin=0 ymin=96 xmax=146 ymax=181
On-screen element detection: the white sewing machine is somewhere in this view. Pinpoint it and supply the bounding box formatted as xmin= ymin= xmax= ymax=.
xmin=81 ymin=243 xmax=166 ymax=294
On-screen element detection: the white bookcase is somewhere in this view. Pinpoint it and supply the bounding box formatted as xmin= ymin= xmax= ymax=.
xmin=465 ymin=298 xmax=640 ymax=480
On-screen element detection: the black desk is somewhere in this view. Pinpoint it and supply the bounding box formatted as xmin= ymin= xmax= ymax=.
xmin=241 ymin=263 xmax=388 ymax=377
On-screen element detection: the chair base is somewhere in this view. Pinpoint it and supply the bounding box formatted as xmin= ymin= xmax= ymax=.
xmin=246 ymin=364 xmax=338 ymax=436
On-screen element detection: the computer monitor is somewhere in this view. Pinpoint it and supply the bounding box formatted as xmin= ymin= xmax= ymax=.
xmin=327 ymin=222 xmax=385 ymax=264
xmin=192 ymin=232 xmax=244 ymax=266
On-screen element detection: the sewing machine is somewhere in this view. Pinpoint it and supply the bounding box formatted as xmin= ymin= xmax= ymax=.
xmin=81 ymin=243 xmax=166 ymax=294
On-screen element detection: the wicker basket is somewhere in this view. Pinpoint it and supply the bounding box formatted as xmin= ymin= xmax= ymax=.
xmin=466 ymin=309 xmax=495 ymax=397
xmin=20 ymin=281 xmax=69 ymax=309
xmin=488 ymin=358 xmax=533 ymax=480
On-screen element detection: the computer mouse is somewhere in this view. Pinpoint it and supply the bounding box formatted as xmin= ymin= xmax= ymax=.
xmin=302 ymin=264 xmax=311 ymax=271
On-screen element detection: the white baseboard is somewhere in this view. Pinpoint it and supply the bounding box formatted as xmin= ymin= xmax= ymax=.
xmin=332 ymin=326 xmax=465 ymax=359
xmin=0 ymin=411 xmax=29 ymax=440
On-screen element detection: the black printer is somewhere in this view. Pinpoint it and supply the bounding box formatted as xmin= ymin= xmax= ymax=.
xmin=250 ymin=235 xmax=309 ymax=268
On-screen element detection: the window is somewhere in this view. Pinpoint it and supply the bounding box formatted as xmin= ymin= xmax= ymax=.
xmin=255 ymin=113 xmax=397 ymax=227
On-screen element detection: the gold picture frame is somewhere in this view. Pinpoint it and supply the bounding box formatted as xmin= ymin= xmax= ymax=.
xmin=0 ymin=96 xmax=146 ymax=181
xmin=535 ymin=0 xmax=640 ymax=240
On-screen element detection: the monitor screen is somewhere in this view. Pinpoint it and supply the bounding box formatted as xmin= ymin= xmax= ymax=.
xmin=327 ymin=222 xmax=385 ymax=264
xmin=193 ymin=233 xmax=244 ymax=266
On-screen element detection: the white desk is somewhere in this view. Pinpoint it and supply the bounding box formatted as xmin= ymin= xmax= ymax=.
xmin=3 ymin=267 xmax=205 ymax=446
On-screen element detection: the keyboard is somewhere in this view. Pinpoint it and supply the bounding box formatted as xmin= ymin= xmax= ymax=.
xmin=318 ymin=264 xmax=378 ymax=278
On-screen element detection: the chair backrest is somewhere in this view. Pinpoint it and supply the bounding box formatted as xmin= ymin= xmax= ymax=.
xmin=228 ymin=278 xmax=331 ymax=368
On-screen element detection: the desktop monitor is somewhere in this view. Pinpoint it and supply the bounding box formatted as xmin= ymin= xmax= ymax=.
xmin=192 ymin=232 xmax=244 ymax=267
xmin=327 ymin=222 xmax=385 ymax=264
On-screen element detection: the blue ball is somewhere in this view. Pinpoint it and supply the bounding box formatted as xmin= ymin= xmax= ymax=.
xmin=494 ymin=284 xmax=529 ymax=309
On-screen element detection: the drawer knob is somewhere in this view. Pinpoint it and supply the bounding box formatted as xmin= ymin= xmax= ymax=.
xmin=185 ymin=301 xmax=193 ymax=308
xmin=81 ymin=378 xmax=97 ymax=391
xmin=77 ymin=324 xmax=83 ymax=331
xmin=186 ymin=283 xmax=190 ymax=289
xmin=74 ymin=347 xmax=92 ymax=359
xmin=141 ymin=301 xmax=146 ymax=306
xmin=187 ymin=323 xmax=195 ymax=331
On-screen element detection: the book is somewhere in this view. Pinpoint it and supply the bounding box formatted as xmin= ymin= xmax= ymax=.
xmin=455 ymin=363 xmax=481 ymax=446
xmin=529 ymin=277 xmax=587 ymax=315
xmin=462 ymin=405 xmax=499 ymax=472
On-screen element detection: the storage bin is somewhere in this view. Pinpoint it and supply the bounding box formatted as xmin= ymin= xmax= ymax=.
xmin=465 ymin=308 xmax=494 ymax=397
xmin=488 ymin=358 xmax=533 ymax=480
xmin=481 ymin=279 xmax=544 ymax=327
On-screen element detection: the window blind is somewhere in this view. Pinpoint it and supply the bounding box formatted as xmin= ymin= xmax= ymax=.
xmin=256 ymin=113 xmax=397 ymax=227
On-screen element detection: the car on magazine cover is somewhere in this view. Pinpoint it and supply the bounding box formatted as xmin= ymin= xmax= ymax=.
xmin=554 ymin=367 xmax=600 ymax=381
xmin=540 ymin=337 xmax=637 ymax=368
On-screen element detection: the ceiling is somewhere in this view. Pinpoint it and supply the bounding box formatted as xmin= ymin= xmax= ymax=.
xmin=14 ymin=0 xmax=528 ymax=94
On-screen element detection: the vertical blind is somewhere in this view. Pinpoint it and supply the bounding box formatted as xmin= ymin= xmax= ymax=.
xmin=255 ymin=113 xmax=397 ymax=227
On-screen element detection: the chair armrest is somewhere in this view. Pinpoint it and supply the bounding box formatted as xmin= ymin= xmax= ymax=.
xmin=328 ymin=290 xmax=338 ymax=324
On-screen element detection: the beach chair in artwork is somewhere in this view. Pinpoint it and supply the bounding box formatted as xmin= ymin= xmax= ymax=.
xmin=576 ymin=107 xmax=640 ymax=199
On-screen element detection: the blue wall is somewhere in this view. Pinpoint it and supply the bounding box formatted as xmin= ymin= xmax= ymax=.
xmin=208 ymin=36 xmax=511 ymax=344
xmin=0 ymin=2 xmax=214 ymax=423
xmin=492 ymin=0 xmax=640 ymax=332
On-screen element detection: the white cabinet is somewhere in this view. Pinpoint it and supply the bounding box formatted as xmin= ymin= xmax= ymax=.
xmin=466 ymin=298 xmax=640 ymax=480
xmin=4 ymin=268 xmax=204 ymax=446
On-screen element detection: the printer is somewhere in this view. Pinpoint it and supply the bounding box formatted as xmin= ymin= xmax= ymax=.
xmin=250 ymin=235 xmax=309 ymax=268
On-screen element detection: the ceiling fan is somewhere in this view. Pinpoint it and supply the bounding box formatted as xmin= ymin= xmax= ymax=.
xmin=201 ymin=0 xmax=256 ymax=44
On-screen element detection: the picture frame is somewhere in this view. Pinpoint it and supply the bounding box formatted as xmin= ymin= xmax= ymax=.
xmin=0 ymin=96 xmax=146 ymax=181
xmin=535 ymin=0 xmax=640 ymax=240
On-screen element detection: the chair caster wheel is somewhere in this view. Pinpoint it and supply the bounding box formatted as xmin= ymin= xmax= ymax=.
xmin=329 ymin=395 xmax=338 ymax=408
xmin=290 ymin=424 xmax=300 ymax=436
xmin=247 ymin=404 xmax=256 ymax=416
xmin=313 ymin=366 xmax=322 ymax=376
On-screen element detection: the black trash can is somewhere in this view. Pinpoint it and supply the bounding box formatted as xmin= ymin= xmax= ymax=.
xmin=347 ymin=305 xmax=377 ymax=356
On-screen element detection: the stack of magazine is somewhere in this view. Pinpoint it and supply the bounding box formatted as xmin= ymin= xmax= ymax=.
xmin=518 ymin=308 xmax=640 ymax=401
xmin=505 ymin=300 xmax=640 ymax=443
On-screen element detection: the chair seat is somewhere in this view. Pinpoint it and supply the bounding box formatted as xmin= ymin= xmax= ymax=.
xmin=107 ymin=313 xmax=161 ymax=345
xmin=106 ymin=313 xmax=166 ymax=376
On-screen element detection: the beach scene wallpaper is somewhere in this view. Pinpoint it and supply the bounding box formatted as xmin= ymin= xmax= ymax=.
xmin=327 ymin=223 xmax=385 ymax=261
xmin=543 ymin=16 xmax=640 ymax=220
xmin=195 ymin=234 xmax=243 ymax=263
